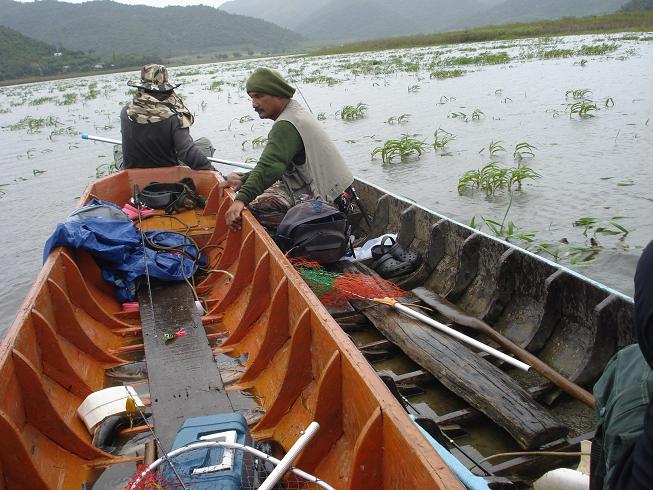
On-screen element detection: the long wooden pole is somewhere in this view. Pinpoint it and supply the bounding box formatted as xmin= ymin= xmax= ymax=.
xmin=374 ymin=297 xmax=531 ymax=371
xmin=411 ymin=287 xmax=595 ymax=408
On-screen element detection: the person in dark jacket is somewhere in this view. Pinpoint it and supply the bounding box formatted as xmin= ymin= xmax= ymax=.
xmin=591 ymin=240 xmax=653 ymax=489
xmin=117 ymin=64 xmax=215 ymax=170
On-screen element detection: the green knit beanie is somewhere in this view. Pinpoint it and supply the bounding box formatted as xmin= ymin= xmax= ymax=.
xmin=245 ymin=68 xmax=295 ymax=98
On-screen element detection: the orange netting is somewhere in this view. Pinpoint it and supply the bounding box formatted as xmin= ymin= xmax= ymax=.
xmin=289 ymin=257 xmax=405 ymax=306
xmin=125 ymin=465 xmax=171 ymax=490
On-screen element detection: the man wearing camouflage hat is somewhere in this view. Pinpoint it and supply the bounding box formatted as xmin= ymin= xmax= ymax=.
xmin=117 ymin=64 xmax=215 ymax=170
xmin=220 ymin=67 xmax=353 ymax=231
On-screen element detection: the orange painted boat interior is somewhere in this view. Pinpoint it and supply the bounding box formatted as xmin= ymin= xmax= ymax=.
xmin=0 ymin=168 xmax=462 ymax=490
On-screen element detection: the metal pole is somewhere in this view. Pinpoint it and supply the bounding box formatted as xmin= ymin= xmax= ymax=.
xmin=81 ymin=133 xmax=256 ymax=170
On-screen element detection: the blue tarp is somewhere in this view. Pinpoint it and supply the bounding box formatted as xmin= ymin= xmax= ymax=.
xmin=43 ymin=200 xmax=204 ymax=302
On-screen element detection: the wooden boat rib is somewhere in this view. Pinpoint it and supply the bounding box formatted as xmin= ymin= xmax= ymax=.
xmin=0 ymin=168 xmax=464 ymax=489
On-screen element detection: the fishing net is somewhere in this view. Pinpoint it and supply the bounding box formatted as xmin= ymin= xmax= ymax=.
xmin=126 ymin=440 xmax=332 ymax=490
xmin=289 ymin=257 xmax=405 ymax=306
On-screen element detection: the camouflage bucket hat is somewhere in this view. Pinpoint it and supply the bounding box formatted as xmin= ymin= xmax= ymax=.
xmin=127 ymin=64 xmax=180 ymax=92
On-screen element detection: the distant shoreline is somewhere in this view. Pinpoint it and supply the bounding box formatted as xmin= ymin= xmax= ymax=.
xmin=308 ymin=11 xmax=653 ymax=56
xmin=2 ymin=11 xmax=652 ymax=87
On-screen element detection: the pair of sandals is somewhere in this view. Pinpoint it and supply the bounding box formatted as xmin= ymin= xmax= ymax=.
xmin=371 ymin=236 xmax=422 ymax=279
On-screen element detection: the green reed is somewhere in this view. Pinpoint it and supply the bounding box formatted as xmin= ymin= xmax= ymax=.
xmin=566 ymin=88 xmax=592 ymax=100
xmin=336 ymin=102 xmax=368 ymax=120
xmin=371 ymin=134 xmax=428 ymax=163
xmin=429 ymin=69 xmax=465 ymax=79
xmin=387 ymin=114 xmax=410 ymax=125
xmin=433 ymin=129 xmax=455 ymax=152
xmin=568 ymin=101 xmax=598 ymax=118
xmin=513 ymin=142 xmax=536 ymax=161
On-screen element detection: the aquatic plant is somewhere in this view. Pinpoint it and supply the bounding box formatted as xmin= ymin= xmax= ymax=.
xmin=407 ymin=84 xmax=421 ymax=93
xmin=386 ymin=114 xmax=410 ymax=125
xmin=541 ymin=48 xmax=574 ymax=58
xmin=429 ymin=69 xmax=465 ymax=79
xmin=449 ymin=111 xmax=468 ymax=121
xmin=568 ymin=101 xmax=598 ymax=118
xmin=371 ymin=134 xmax=428 ymax=163
xmin=471 ymin=109 xmax=484 ymax=121
xmin=566 ymin=89 xmax=592 ymax=100
xmin=29 ymin=96 xmax=56 ymax=106
xmin=336 ymin=102 xmax=368 ymax=120
xmin=209 ymin=80 xmax=225 ymax=91
xmin=303 ymin=75 xmax=340 ymax=86
xmin=578 ymin=43 xmax=619 ymax=56
xmin=251 ymin=136 xmax=268 ymax=147
xmin=4 ymin=115 xmax=61 ymax=133
xmin=573 ymin=216 xmax=629 ymax=240
xmin=58 ymin=93 xmax=78 ymax=106
xmin=441 ymin=51 xmax=510 ymax=66
xmin=603 ymin=97 xmax=615 ymax=107
xmin=95 ymin=162 xmax=118 ymax=178
xmin=458 ymin=161 xmax=540 ymax=196
xmin=488 ymin=140 xmax=506 ymax=157
xmin=317 ymin=112 xmax=327 ymax=121
xmin=432 ymin=129 xmax=455 ymax=152
xmin=513 ymin=142 xmax=536 ymax=161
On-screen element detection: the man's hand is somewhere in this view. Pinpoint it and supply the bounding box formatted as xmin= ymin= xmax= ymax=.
xmin=225 ymin=200 xmax=246 ymax=230
xmin=219 ymin=172 xmax=244 ymax=191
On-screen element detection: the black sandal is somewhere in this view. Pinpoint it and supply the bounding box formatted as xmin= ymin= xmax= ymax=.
xmin=371 ymin=235 xmax=396 ymax=260
xmin=372 ymin=253 xmax=419 ymax=279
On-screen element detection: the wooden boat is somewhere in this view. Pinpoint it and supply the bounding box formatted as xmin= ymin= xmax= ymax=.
xmin=0 ymin=167 xmax=464 ymax=490
xmin=1 ymin=165 xmax=634 ymax=488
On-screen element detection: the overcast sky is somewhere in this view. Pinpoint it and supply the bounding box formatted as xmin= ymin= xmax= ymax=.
xmin=16 ymin=0 xmax=229 ymax=8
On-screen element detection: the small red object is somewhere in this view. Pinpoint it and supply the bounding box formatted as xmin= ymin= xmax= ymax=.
xmin=122 ymin=202 xmax=155 ymax=221
xmin=175 ymin=328 xmax=188 ymax=338
xmin=121 ymin=302 xmax=140 ymax=312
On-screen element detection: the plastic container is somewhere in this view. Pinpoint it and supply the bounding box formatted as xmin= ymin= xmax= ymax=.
xmin=77 ymin=386 xmax=145 ymax=433
xmin=162 ymin=413 xmax=251 ymax=489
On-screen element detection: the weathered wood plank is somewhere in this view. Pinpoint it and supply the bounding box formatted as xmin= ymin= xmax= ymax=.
xmin=361 ymin=304 xmax=568 ymax=449
xmin=139 ymin=281 xmax=233 ymax=451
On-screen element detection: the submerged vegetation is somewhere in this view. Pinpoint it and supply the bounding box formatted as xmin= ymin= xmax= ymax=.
xmin=310 ymin=12 xmax=653 ymax=56
xmin=336 ymin=102 xmax=368 ymax=120
xmin=371 ymin=134 xmax=428 ymax=163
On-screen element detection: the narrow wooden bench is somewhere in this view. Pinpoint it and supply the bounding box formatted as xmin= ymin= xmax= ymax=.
xmin=139 ymin=282 xmax=233 ymax=451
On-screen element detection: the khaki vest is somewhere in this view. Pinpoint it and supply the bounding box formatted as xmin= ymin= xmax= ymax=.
xmin=276 ymin=100 xmax=353 ymax=203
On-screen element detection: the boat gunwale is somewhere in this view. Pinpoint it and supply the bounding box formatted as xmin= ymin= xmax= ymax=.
xmin=354 ymin=176 xmax=634 ymax=303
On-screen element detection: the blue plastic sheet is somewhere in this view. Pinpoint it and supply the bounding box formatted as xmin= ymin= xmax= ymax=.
xmin=43 ymin=201 xmax=204 ymax=302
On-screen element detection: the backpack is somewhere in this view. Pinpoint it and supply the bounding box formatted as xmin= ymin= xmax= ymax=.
xmin=135 ymin=178 xmax=205 ymax=214
xmin=590 ymin=344 xmax=653 ymax=490
xmin=275 ymin=200 xmax=350 ymax=264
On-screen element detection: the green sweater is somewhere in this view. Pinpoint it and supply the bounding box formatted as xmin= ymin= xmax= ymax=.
xmin=235 ymin=121 xmax=306 ymax=205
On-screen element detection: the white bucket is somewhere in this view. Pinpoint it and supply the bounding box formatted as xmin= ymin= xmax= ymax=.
xmin=77 ymin=385 xmax=145 ymax=433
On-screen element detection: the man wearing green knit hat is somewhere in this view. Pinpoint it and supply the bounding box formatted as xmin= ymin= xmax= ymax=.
xmin=220 ymin=67 xmax=353 ymax=231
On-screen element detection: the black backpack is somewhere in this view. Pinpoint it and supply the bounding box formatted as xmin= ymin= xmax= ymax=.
xmin=135 ymin=178 xmax=205 ymax=214
xmin=275 ymin=200 xmax=350 ymax=264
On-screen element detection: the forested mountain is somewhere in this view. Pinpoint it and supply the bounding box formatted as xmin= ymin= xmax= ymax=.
xmin=222 ymin=0 xmax=486 ymax=41
xmin=0 ymin=25 xmax=99 ymax=81
xmin=222 ymin=0 xmax=633 ymax=42
xmin=0 ymin=0 xmax=303 ymax=59
xmin=621 ymin=0 xmax=653 ymax=11
xmin=219 ymin=0 xmax=332 ymax=31
xmin=453 ymin=0 xmax=631 ymax=29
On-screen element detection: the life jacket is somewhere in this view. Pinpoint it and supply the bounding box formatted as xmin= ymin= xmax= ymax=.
xmin=591 ymin=344 xmax=653 ymax=489
xmin=274 ymin=200 xmax=350 ymax=264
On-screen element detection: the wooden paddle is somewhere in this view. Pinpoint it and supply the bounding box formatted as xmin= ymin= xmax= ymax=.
xmin=411 ymin=287 xmax=595 ymax=408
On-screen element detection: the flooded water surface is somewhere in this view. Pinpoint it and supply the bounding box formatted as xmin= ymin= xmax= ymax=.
xmin=1 ymin=33 xmax=652 ymax=334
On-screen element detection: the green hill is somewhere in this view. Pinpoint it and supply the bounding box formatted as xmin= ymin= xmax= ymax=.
xmin=0 ymin=0 xmax=304 ymax=59
xmin=621 ymin=0 xmax=653 ymax=10
xmin=0 ymin=25 xmax=99 ymax=81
